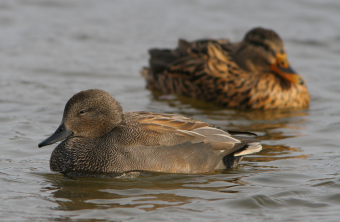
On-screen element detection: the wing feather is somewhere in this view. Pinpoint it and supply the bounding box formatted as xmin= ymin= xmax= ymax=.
xmin=124 ymin=112 xmax=261 ymax=157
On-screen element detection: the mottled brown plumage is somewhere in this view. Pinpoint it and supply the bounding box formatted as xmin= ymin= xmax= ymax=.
xmin=141 ymin=27 xmax=310 ymax=109
xmin=38 ymin=89 xmax=262 ymax=174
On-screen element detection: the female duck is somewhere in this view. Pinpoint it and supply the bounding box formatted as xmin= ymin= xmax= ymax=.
xmin=39 ymin=89 xmax=262 ymax=174
xmin=141 ymin=27 xmax=310 ymax=109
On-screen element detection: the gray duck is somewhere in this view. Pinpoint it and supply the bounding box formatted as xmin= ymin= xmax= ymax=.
xmin=39 ymin=89 xmax=262 ymax=174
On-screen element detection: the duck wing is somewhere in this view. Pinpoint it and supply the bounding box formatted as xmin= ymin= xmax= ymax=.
xmin=142 ymin=39 xmax=254 ymax=107
xmin=122 ymin=111 xmax=261 ymax=157
xmin=147 ymin=38 xmax=240 ymax=79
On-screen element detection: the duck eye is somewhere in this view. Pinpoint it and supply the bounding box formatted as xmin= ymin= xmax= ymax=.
xmin=79 ymin=110 xmax=86 ymax=114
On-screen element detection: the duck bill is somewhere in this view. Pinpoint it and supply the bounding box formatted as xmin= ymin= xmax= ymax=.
xmin=38 ymin=123 xmax=73 ymax=148
xmin=270 ymin=53 xmax=304 ymax=85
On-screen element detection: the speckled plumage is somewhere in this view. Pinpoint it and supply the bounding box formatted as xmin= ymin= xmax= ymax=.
xmin=141 ymin=27 xmax=310 ymax=109
xmin=39 ymin=89 xmax=262 ymax=174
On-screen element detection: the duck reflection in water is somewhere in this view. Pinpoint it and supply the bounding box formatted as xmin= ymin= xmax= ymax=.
xmin=41 ymin=172 xmax=246 ymax=212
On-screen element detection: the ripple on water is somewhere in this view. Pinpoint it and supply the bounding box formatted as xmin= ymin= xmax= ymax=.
xmin=1 ymin=0 xmax=340 ymax=221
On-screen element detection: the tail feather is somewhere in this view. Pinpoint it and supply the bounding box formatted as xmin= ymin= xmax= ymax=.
xmin=148 ymin=49 xmax=181 ymax=74
xmin=222 ymin=142 xmax=262 ymax=169
xmin=234 ymin=142 xmax=262 ymax=156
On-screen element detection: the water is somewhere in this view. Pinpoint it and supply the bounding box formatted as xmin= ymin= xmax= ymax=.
xmin=1 ymin=0 xmax=340 ymax=221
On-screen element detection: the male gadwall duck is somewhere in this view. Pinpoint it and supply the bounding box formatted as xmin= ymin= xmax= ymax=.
xmin=39 ymin=89 xmax=262 ymax=174
xmin=141 ymin=27 xmax=310 ymax=109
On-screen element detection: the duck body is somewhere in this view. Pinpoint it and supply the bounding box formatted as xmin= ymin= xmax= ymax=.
xmin=39 ymin=89 xmax=262 ymax=174
xmin=142 ymin=28 xmax=310 ymax=109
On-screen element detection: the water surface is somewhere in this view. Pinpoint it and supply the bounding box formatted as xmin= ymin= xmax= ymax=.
xmin=1 ymin=0 xmax=340 ymax=221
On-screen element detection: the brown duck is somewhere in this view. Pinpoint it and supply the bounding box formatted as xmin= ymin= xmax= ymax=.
xmin=38 ymin=89 xmax=262 ymax=174
xmin=141 ymin=27 xmax=310 ymax=109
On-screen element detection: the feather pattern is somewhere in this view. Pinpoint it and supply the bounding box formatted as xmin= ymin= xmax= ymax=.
xmin=141 ymin=27 xmax=310 ymax=109
xmin=40 ymin=89 xmax=263 ymax=174
xmin=123 ymin=111 xmax=261 ymax=158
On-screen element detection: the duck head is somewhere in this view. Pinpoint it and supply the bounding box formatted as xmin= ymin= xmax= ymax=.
xmin=38 ymin=89 xmax=123 ymax=148
xmin=233 ymin=27 xmax=304 ymax=85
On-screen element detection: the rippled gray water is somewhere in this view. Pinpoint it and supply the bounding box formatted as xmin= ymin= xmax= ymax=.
xmin=1 ymin=0 xmax=340 ymax=221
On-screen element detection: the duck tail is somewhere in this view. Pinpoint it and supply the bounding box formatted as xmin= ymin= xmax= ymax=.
xmin=233 ymin=142 xmax=262 ymax=157
xmin=145 ymin=39 xmax=191 ymax=75
xmin=222 ymin=136 xmax=262 ymax=169
xmin=148 ymin=49 xmax=179 ymax=74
